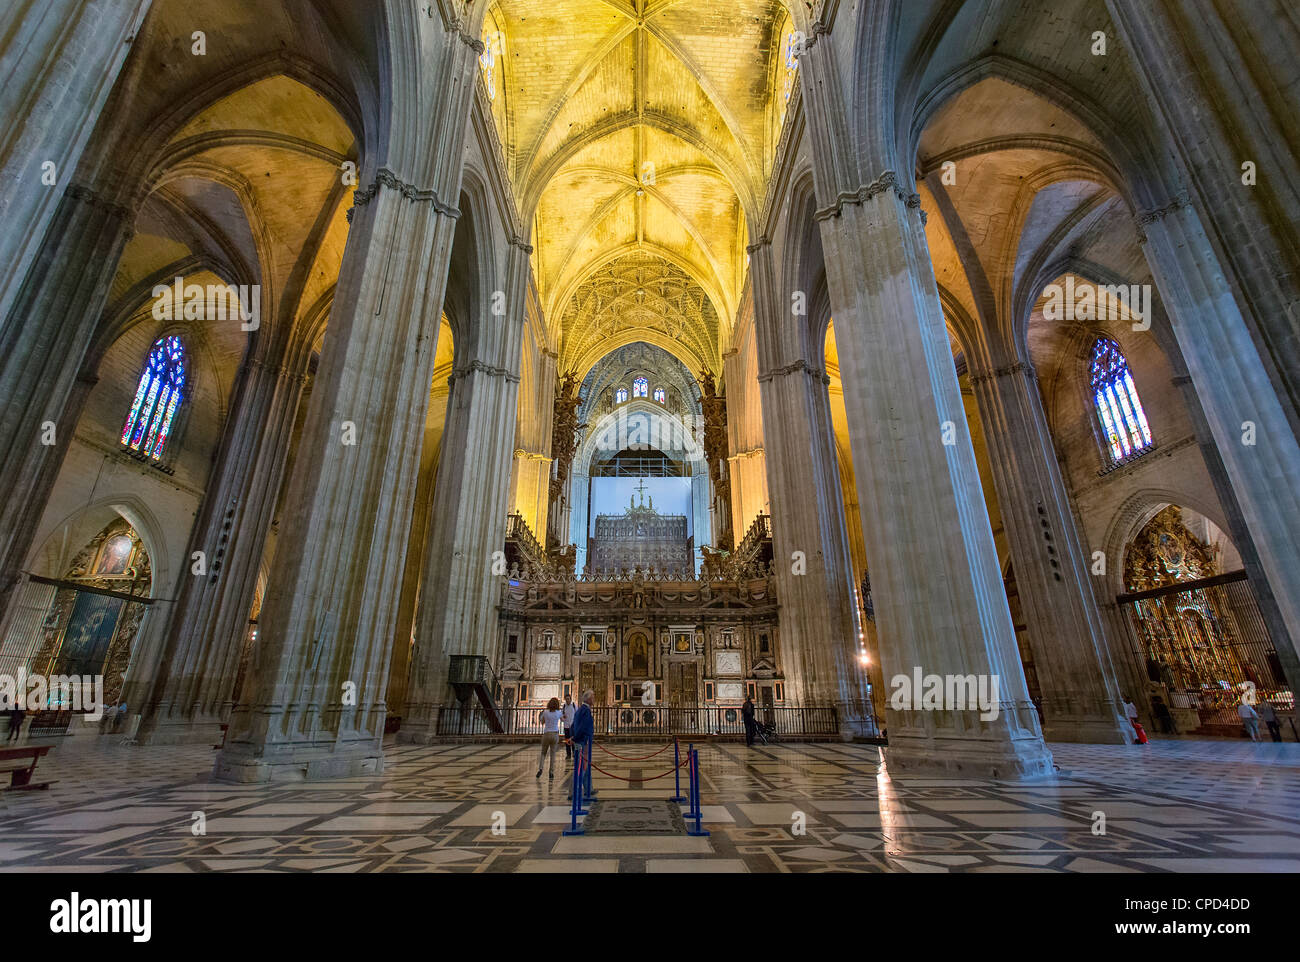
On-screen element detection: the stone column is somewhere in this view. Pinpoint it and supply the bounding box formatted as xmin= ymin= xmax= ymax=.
xmin=968 ymin=359 xmax=1129 ymax=743
xmin=400 ymin=241 xmax=529 ymax=743
xmin=213 ymin=167 xmax=465 ymax=781
xmin=0 ymin=0 xmax=151 ymax=329
xmin=132 ymin=351 xmax=308 ymax=744
xmin=0 ymin=184 xmax=134 ymax=626
xmin=1139 ymin=201 xmax=1300 ymax=664
xmin=1106 ymin=0 xmax=1300 ymax=433
xmin=816 ymin=175 xmax=1052 ymax=777
xmin=749 ymin=242 xmax=867 ymax=721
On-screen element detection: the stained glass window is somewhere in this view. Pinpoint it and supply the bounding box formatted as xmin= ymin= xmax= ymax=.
xmin=479 ymin=29 xmax=498 ymax=102
xmin=633 ymin=377 xmax=648 ymax=399
xmin=121 ymin=335 xmax=187 ymax=461
xmin=1089 ymin=337 xmax=1152 ymax=463
xmin=653 ymin=387 xmax=666 ymax=404
xmin=782 ymin=28 xmax=800 ymax=105
xmin=615 ymin=388 xmax=628 ymax=404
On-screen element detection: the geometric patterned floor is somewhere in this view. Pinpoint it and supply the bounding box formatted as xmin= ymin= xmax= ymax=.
xmin=1 ymin=736 xmax=1297 ymax=872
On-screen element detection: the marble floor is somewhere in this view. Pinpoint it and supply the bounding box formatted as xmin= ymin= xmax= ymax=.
xmin=0 ymin=736 xmax=1297 ymax=872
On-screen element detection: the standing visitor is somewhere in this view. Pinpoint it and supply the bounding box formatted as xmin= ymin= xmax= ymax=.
xmin=6 ymin=704 xmax=24 ymax=742
xmin=742 ymin=693 xmax=757 ymax=747
xmin=1238 ymin=698 xmax=1260 ymax=742
xmin=1258 ymin=699 xmax=1281 ymax=742
xmin=561 ymin=692 xmax=577 ymax=761
xmin=1121 ymin=695 xmax=1147 ymax=744
xmin=566 ymin=690 xmax=595 ymax=798
xmin=1151 ymin=694 xmax=1177 ymax=736
xmin=537 ymin=697 xmax=563 ymax=779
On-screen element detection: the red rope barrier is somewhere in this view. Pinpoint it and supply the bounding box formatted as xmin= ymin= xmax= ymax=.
xmin=587 ymin=756 xmax=689 ymax=782
xmin=594 ymin=741 xmax=674 ymax=761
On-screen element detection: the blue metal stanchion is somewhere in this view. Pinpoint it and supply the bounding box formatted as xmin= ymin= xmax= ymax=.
xmin=564 ymin=745 xmax=587 ymax=834
xmin=668 ymin=736 xmax=686 ymax=803
xmin=582 ymin=738 xmax=597 ymax=802
xmin=685 ymin=746 xmax=709 ymax=837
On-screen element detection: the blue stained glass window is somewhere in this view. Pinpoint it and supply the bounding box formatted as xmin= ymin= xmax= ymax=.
xmin=122 ymin=336 xmax=186 ymax=461
xmin=615 ymin=388 xmax=628 ymax=404
xmin=632 ymin=377 xmax=648 ymax=399
xmin=653 ymin=387 xmax=666 ymax=404
xmin=1089 ymin=337 xmax=1152 ymax=463
xmin=782 ymin=29 xmax=800 ymax=104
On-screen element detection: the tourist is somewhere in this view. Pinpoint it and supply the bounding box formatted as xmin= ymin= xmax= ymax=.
xmin=537 ymin=697 xmax=563 ymax=779
xmin=1121 ymin=695 xmax=1147 ymax=744
xmin=1258 ymin=699 xmax=1282 ymax=742
xmin=6 ymin=704 xmax=24 ymax=742
xmin=561 ymin=692 xmax=576 ymax=761
xmin=1238 ymin=698 xmax=1260 ymax=742
xmin=1151 ymin=694 xmax=1177 ymax=735
xmin=742 ymin=693 xmax=757 ymax=747
xmin=566 ymin=690 xmax=595 ymax=797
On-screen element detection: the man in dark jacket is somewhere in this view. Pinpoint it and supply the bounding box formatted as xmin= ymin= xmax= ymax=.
xmin=742 ymin=694 xmax=757 ymax=747
xmin=566 ymin=690 xmax=595 ymax=798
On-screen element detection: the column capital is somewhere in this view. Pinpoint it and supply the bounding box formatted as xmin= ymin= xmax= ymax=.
xmin=451 ymin=359 xmax=520 ymax=384
xmin=814 ymin=170 xmax=921 ymax=222
xmin=347 ymin=168 xmax=461 ymax=223
xmin=969 ymin=359 xmax=1037 ymax=386
xmin=1133 ymin=192 xmax=1190 ymax=243
xmin=757 ymin=358 xmax=830 ymax=386
xmin=509 ymin=235 xmax=534 ymax=254
xmin=65 ymin=183 xmax=133 ymax=221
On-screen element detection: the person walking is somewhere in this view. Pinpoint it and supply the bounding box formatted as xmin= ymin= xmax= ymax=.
xmin=742 ymin=693 xmax=757 ymax=747
xmin=537 ymin=697 xmax=564 ymax=779
xmin=1238 ymin=698 xmax=1261 ymax=742
xmin=561 ymin=692 xmax=577 ymax=762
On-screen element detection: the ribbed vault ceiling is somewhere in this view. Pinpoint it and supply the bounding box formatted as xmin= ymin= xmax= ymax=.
xmin=481 ymin=0 xmax=792 ymax=375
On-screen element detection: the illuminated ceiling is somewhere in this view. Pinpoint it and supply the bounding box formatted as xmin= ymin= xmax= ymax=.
xmin=480 ymin=0 xmax=794 ymax=376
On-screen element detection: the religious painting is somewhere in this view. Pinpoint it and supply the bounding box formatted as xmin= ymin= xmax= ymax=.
xmin=628 ymin=633 xmax=649 ymax=676
xmin=585 ymin=633 xmax=602 ymax=652
xmin=54 ymin=592 xmax=125 ymax=678
xmin=95 ymin=535 xmax=133 ymax=575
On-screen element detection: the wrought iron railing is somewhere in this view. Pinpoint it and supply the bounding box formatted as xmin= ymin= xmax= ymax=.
xmin=432 ymin=704 xmax=841 ymax=739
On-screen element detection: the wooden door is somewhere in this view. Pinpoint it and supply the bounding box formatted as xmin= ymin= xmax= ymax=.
xmin=669 ymin=662 xmax=698 ymax=707
xmin=578 ymin=662 xmax=607 ymax=705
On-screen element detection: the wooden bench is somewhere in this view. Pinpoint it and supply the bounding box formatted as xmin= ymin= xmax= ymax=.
xmin=0 ymin=745 xmax=54 ymax=791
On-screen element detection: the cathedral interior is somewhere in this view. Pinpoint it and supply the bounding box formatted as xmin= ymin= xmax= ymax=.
xmin=0 ymin=0 xmax=1298 ymax=879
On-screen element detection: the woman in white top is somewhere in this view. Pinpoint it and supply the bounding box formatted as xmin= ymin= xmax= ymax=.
xmin=537 ymin=697 xmax=564 ymax=779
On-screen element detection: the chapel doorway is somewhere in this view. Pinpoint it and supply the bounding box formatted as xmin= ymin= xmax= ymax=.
xmin=579 ymin=662 xmax=607 ymax=705
xmin=668 ymin=662 xmax=698 ymax=707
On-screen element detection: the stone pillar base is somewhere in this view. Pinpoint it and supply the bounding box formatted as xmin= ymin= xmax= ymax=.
xmin=134 ymin=716 xmax=227 ymax=747
xmin=835 ymin=701 xmax=882 ymax=741
xmin=1041 ymin=718 xmax=1130 ymax=745
xmin=883 ymin=736 xmax=1055 ymax=780
xmin=213 ymin=741 xmax=385 ymax=783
